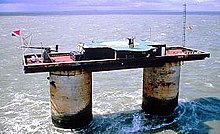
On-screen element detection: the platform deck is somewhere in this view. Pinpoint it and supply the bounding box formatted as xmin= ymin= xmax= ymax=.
xmin=23 ymin=47 xmax=210 ymax=73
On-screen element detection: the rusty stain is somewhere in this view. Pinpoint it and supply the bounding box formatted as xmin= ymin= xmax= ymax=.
xmin=143 ymin=62 xmax=180 ymax=100
xmin=49 ymin=70 xmax=92 ymax=115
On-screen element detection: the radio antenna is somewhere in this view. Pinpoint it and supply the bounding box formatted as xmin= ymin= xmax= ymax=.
xmin=183 ymin=1 xmax=187 ymax=47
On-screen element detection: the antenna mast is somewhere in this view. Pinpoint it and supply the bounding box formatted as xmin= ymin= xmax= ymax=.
xmin=183 ymin=1 xmax=187 ymax=47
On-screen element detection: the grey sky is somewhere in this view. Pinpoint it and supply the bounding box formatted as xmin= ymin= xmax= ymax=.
xmin=0 ymin=0 xmax=219 ymax=12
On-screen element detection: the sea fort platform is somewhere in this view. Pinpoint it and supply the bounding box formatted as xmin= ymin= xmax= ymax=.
xmin=22 ymin=38 xmax=210 ymax=129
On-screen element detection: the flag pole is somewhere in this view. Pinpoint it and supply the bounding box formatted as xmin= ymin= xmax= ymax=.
xmin=20 ymin=30 xmax=24 ymax=48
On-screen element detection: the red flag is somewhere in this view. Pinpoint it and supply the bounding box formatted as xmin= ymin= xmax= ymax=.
xmin=12 ymin=30 xmax=21 ymax=36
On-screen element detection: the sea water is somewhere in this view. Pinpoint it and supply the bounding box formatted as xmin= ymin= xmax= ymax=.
xmin=0 ymin=12 xmax=220 ymax=133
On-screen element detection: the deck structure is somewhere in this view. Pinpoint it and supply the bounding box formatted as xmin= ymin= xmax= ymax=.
xmin=23 ymin=45 xmax=209 ymax=73
xmin=22 ymin=39 xmax=210 ymax=129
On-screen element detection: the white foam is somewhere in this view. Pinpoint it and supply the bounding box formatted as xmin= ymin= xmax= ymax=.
xmin=185 ymin=82 xmax=191 ymax=85
xmin=136 ymin=99 xmax=142 ymax=105
xmin=1 ymin=90 xmax=51 ymax=133
xmin=1 ymin=34 xmax=7 ymax=37
xmin=161 ymin=33 xmax=166 ymax=36
xmin=179 ymin=98 xmax=190 ymax=103
xmin=204 ymin=82 xmax=214 ymax=88
xmin=215 ymin=60 xmax=220 ymax=64
xmin=122 ymin=114 xmax=141 ymax=133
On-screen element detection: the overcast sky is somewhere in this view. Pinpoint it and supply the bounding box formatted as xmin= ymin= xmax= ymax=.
xmin=0 ymin=0 xmax=219 ymax=12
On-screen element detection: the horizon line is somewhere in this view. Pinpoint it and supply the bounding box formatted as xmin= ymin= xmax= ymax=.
xmin=1 ymin=10 xmax=220 ymax=16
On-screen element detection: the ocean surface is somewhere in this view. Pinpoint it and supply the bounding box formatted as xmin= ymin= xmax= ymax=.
xmin=0 ymin=12 xmax=220 ymax=133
